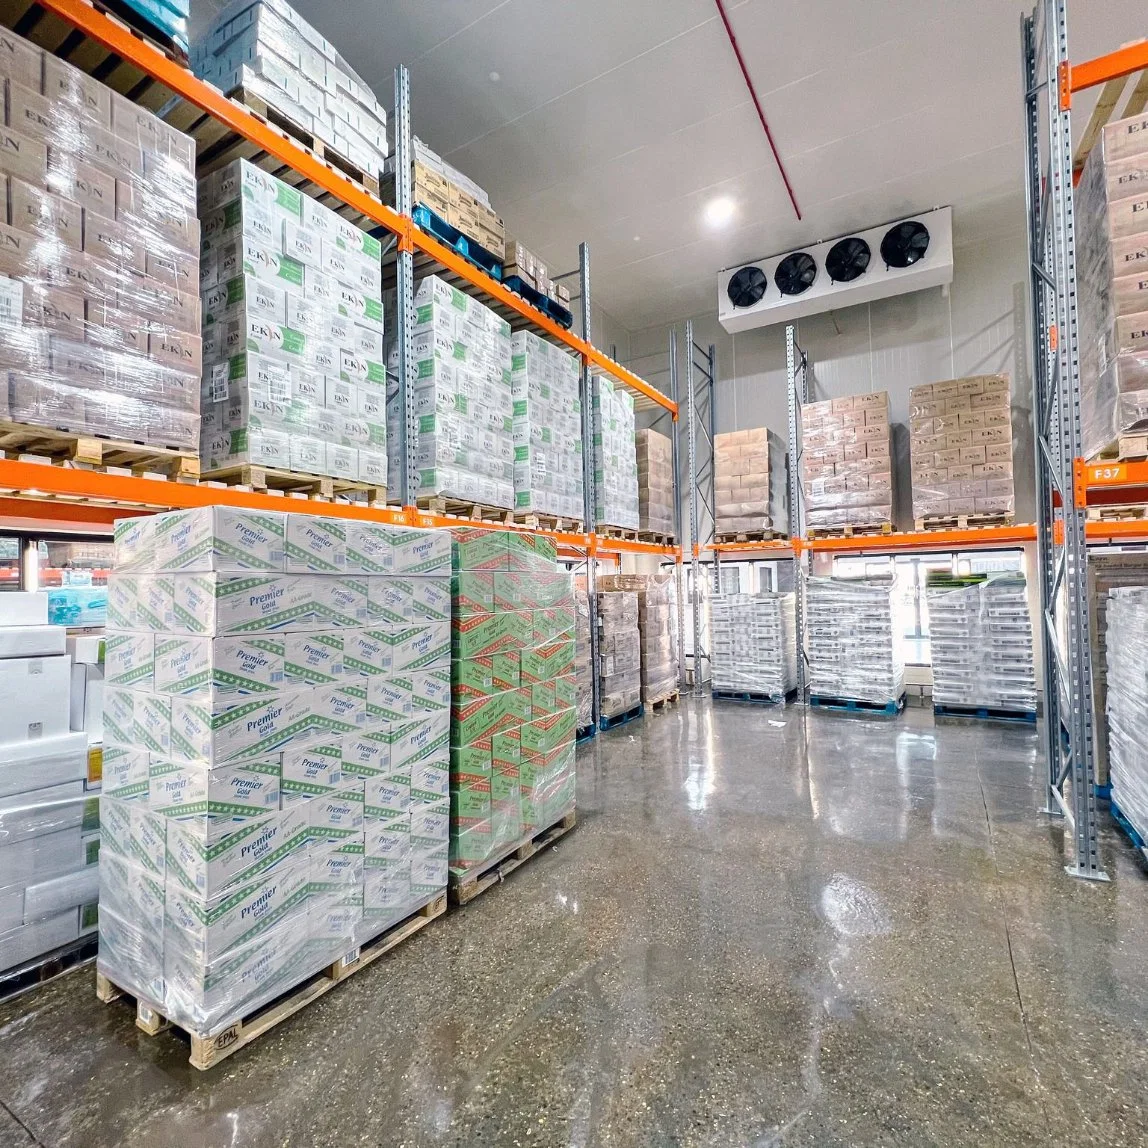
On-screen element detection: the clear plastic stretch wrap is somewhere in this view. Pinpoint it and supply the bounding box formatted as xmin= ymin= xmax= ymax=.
xmin=198 ymin=158 xmax=387 ymax=485
xmin=926 ymin=573 xmax=1035 ymax=712
xmin=1076 ymin=113 xmax=1148 ymax=458
xmin=805 ymin=576 xmax=904 ymax=704
xmin=714 ymin=427 xmax=788 ymax=536
xmin=193 ymin=0 xmax=389 ymax=179
xmin=511 ymin=332 xmax=584 ymax=520
xmin=909 ymin=375 xmax=1014 ymax=521
xmin=1105 ymin=587 xmax=1148 ymax=840
xmin=594 ymin=378 xmax=640 ymax=531
xmin=0 ymin=31 xmax=201 ymax=449
xmin=96 ymin=507 xmax=452 ymax=1036
xmin=449 ymin=529 xmax=576 ymax=874
xmin=388 ymin=276 xmax=514 ymax=508
xmin=637 ymin=429 xmax=675 ymax=537
xmin=575 ymin=589 xmax=593 ymax=729
xmin=598 ymin=575 xmax=679 ymax=706
xmin=596 ymin=590 xmax=641 ymax=717
xmin=801 ymin=393 xmax=892 ymax=529
xmin=710 ymin=593 xmax=797 ymax=698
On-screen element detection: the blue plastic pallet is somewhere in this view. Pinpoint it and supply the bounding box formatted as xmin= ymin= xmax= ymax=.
xmin=599 ymin=704 xmax=644 ymax=732
xmin=107 ymin=0 xmax=189 ymax=56
xmin=1110 ymin=797 xmax=1147 ymax=851
xmin=933 ymin=703 xmax=1037 ymax=725
xmin=809 ymin=693 xmax=906 ymax=717
xmin=502 ymin=275 xmax=575 ymax=330
xmin=576 ymin=723 xmax=597 ymax=744
xmin=412 ymin=204 xmax=503 ymax=281
xmin=712 ymin=688 xmax=796 ymax=705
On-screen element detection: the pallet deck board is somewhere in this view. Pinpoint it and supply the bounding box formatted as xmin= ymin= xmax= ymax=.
xmin=714 ymin=529 xmax=782 ymax=544
xmin=915 ymin=513 xmax=1015 ymax=532
xmin=599 ymin=703 xmax=644 ymax=731
xmin=933 ymin=702 xmax=1037 ymax=725
xmin=807 ymin=522 xmax=893 ymax=540
xmin=712 ymin=687 xmax=796 ymax=705
xmin=200 ymin=464 xmax=387 ymax=504
xmin=810 ymin=693 xmax=906 ymax=716
xmin=648 ymin=691 xmax=680 ymax=710
xmin=501 ymin=274 xmax=574 ymax=330
xmin=0 ymin=421 xmax=199 ymax=477
xmin=416 ymin=496 xmax=515 ymax=524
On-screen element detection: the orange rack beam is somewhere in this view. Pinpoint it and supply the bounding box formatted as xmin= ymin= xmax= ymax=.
xmin=708 ymin=525 xmax=1038 ymax=556
xmin=1063 ymin=38 xmax=1148 ymax=104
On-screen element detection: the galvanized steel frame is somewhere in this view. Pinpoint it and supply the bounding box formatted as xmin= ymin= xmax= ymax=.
xmin=685 ymin=322 xmax=717 ymax=693
xmin=786 ymin=324 xmax=810 ymax=701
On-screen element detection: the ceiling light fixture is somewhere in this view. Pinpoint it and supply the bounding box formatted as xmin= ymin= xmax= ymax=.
xmin=489 ymin=71 xmax=500 ymax=82
xmin=704 ymin=196 xmax=736 ymax=228
xmin=633 ymin=235 xmax=641 ymax=241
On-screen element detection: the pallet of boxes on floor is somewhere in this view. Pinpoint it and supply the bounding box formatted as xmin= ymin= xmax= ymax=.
xmin=94 ymin=506 xmax=454 ymax=1070
xmin=714 ymin=428 xmax=788 ymax=542
xmin=802 ymin=393 xmax=893 ymax=537
xmin=598 ymin=575 xmax=679 ymax=711
xmin=595 ymin=587 xmax=643 ymax=729
xmin=574 ymin=589 xmax=594 ymax=739
xmin=1104 ymin=588 xmax=1148 ymax=851
xmin=710 ymin=593 xmax=797 ymax=704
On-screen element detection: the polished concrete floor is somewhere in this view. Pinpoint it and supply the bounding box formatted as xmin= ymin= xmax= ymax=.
xmin=1 ymin=699 xmax=1147 ymax=1147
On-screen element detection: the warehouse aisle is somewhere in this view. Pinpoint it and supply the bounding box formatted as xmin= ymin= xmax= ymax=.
xmin=1 ymin=700 xmax=1146 ymax=1147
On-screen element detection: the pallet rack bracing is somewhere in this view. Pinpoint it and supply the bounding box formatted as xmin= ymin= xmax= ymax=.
xmin=786 ymin=324 xmax=810 ymax=701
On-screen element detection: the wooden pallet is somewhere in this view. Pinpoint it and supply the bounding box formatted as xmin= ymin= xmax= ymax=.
xmin=417 ymin=496 xmax=514 ymax=524
xmin=200 ymin=465 xmax=386 ymax=504
xmin=96 ymin=894 xmax=446 ymax=1071
xmin=637 ymin=530 xmax=677 ymax=547
xmin=646 ymin=690 xmax=680 ymax=711
xmin=807 ymin=522 xmax=893 ymax=540
xmin=914 ymin=512 xmax=1014 ymax=532
xmin=0 ymin=422 xmax=199 ymax=479
xmin=597 ymin=524 xmax=641 ymax=542
xmin=449 ymin=811 xmax=577 ymax=907
xmin=714 ymin=529 xmax=781 ymax=544
xmin=513 ymin=512 xmax=585 ymax=533
xmin=1090 ymin=433 xmax=1148 ymax=463
xmin=1086 ymin=504 xmax=1148 ymax=521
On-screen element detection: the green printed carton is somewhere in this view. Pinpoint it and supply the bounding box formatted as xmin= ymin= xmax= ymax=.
xmin=451 ymin=688 xmax=530 ymax=749
xmin=520 ymin=640 xmax=576 ymax=685
xmin=451 ymin=527 xmax=509 ymax=571
xmin=533 ymin=606 xmax=576 ymax=644
xmin=520 ymin=707 xmax=577 ymax=757
xmin=453 ymin=652 xmax=519 ymax=699
xmin=452 ymin=571 xmax=494 ymax=615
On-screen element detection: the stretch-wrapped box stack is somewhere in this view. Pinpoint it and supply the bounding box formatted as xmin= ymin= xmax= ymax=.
xmin=596 ymin=590 xmax=641 ymax=718
xmin=0 ymin=29 xmax=201 ymax=449
xmin=802 ymin=394 xmax=892 ymax=529
xmin=710 ymin=593 xmax=797 ymax=699
xmin=1076 ymin=114 xmax=1148 ymax=458
xmin=910 ymin=375 xmax=1014 ymax=521
xmin=926 ymin=573 xmax=1035 ymax=712
xmin=388 ymin=276 xmax=513 ymax=508
xmin=594 ymin=378 xmax=639 ymax=531
xmin=806 ymin=577 xmax=904 ymax=705
xmin=198 ymin=158 xmax=386 ymax=485
xmin=637 ymin=429 xmax=675 ymax=538
xmin=450 ymin=529 xmax=576 ymax=873
xmin=714 ymin=428 xmax=788 ymax=537
xmin=95 ymin=507 xmax=451 ymax=1037
xmin=193 ymin=0 xmax=388 ymax=180
xmin=1104 ymin=587 xmax=1148 ymax=840
xmin=575 ymin=589 xmax=593 ymax=730
xmin=511 ymin=332 xmax=584 ymax=521
xmin=598 ymin=575 xmax=678 ymax=707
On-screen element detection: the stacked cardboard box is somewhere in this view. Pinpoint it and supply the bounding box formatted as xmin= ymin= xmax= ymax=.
xmin=596 ymin=590 xmax=641 ymax=717
xmin=502 ymin=238 xmax=570 ymax=307
xmin=575 ymin=589 xmax=593 ymax=729
xmin=511 ymin=332 xmax=584 ymax=521
xmin=0 ymin=593 xmax=97 ymax=977
xmin=594 ymin=377 xmax=639 ymax=531
xmin=193 ymin=0 xmax=388 ymax=179
xmin=198 ymin=158 xmax=386 ymax=485
xmin=637 ymin=429 xmax=675 ymax=538
xmin=0 ymin=30 xmax=200 ymax=450
xmin=598 ymin=575 xmax=678 ymax=706
xmin=926 ymin=573 xmax=1035 ymax=713
xmin=1076 ymin=114 xmax=1148 ymax=457
xmin=449 ymin=528 xmax=576 ymax=873
xmin=1103 ymin=587 xmax=1148 ymax=840
xmin=805 ymin=577 xmax=904 ymax=704
xmin=714 ymin=427 xmax=788 ymax=537
xmin=802 ymin=394 xmax=892 ymax=529
xmin=96 ymin=506 xmax=451 ymax=1035
xmin=909 ymin=375 xmax=1014 ymax=521
xmin=710 ymin=593 xmax=797 ymax=699
xmin=387 ymin=276 xmax=514 ymax=508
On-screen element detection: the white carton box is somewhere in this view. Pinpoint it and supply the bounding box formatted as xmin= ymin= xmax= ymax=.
xmin=23 ymin=865 xmax=99 ymax=922
xmin=149 ymin=757 xmax=281 ymax=827
xmin=385 ymin=526 xmax=452 ymax=574
xmin=153 ymin=634 xmax=286 ymax=698
xmin=69 ymin=663 xmax=104 ymax=739
xmin=0 ymin=626 xmax=66 ymax=659
xmin=285 ymin=514 xmax=346 ymax=574
xmin=153 ymin=507 xmax=287 ymax=573
xmin=169 ymin=687 xmax=312 ymax=764
xmin=0 ymin=592 xmax=48 ymax=627
xmin=102 ymin=745 xmax=150 ymax=799
xmin=169 ymin=574 xmax=318 ymax=635
xmin=0 ymin=655 xmax=71 ymax=746
xmin=113 ymin=517 xmax=157 ymax=572
xmin=366 ymin=676 xmax=412 ymax=723
xmin=0 ymin=733 xmax=89 ymax=800
xmin=307 ymin=779 xmax=365 ymax=843
xmin=104 ymin=631 xmax=154 ymax=690
xmin=283 ymin=633 xmax=343 ymax=685
xmin=0 ymin=781 xmax=84 ymax=845
xmin=279 ymin=738 xmax=342 ymax=797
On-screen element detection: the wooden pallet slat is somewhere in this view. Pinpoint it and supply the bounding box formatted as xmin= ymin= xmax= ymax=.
xmin=647 ymin=690 xmax=680 ymax=711
xmin=714 ymin=528 xmax=780 ymax=544
xmin=513 ymin=512 xmax=585 ymax=534
xmin=200 ymin=464 xmax=386 ymax=505
xmin=914 ymin=512 xmax=1015 ymax=533
xmin=416 ymin=496 xmax=515 ymax=524
xmin=807 ymin=521 xmax=893 ymax=540
xmin=449 ymin=812 xmax=576 ymax=907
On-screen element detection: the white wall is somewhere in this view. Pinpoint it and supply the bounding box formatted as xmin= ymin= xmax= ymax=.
xmin=628 ymin=226 xmax=1032 ymax=532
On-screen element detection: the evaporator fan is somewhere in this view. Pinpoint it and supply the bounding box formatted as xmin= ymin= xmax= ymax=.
xmin=726 ymin=265 xmax=768 ymax=308
xmin=774 ymin=252 xmax=817 ymax=296
xmin=880 ymin=220 xmax=930 ymax=268
xmin=825 ymin=236 xmax=871 ymax=283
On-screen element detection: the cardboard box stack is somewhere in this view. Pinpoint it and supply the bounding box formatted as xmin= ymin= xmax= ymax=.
xmin=449 ymin=528 xmax=576 ymax=873
xmin=387 ymin=276 xmax=514 ymax=508
xmin=198 ymin=158 xmax=386 ymax=485
xmin=802 ymin=394 xmax=892 ymax=529
xmin=1103 ymin=587 xmax=1148 ymax=840
xmin=598 ymin=574 xmax=678 ymax=707
xmin=637 ymin=429 xmax=675 ymax=538
xmin=805 ymin=577 xmax=904 ymax=705
xmin=511 ymin=332 xmax=584 ymax=521
xmin=909 ymin=375 xmax=1014 ymax=522
xmin=710 ymin=593 xmax=797 ymax=699
xmin=594 ymin=377 xmax=639 ymax=531
xmin=383 ymin=137 xmax=504 ymax=257
xmin=193 ymin=0 xmax=388 ymax=180
xmin=575 ymin=589 xmax=593 ymax=730
xmin=596 ymin=590 xmax=641 ymax=718
xmin=0 ymin=30 xmax=201 ymax=450
xmin=714 ymin=427 xmax=788 ymax=537
xmin=0 ymin=592 xmax=98 ymax=978
xmin=502 ymin=238 xmax=570 ymax=308
xmin=926 ymin=573 xmax=1035 ymax=713
xmin=96 ymin=506 xmax=451 ymax=1036
xmin=1076 ymin=114 xmax=1148 ymax=458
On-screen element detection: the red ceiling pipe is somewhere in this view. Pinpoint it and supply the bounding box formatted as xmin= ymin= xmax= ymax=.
xmin=713 ymin=0 xmax=802 ymax=221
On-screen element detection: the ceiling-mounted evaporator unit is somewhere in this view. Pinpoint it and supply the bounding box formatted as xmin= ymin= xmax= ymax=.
xmin=717 ymin=206 xmax=953 ymax=333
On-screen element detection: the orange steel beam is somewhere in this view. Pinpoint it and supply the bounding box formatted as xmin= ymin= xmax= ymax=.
xmin=0 ymin=498 xmax=119 ymax=530
xmin=1079 ymin=456 xmax=1148 ymax=506
xmin=1086 ymin=518 xmax=1148 ymax=544
xmin=1065 ymin=38 xmax=1148 ymax=105
xmin=709 ymin=540 xmax=795 ymax=556
xmin=806 ymin=524 xmax=1037 ymax=553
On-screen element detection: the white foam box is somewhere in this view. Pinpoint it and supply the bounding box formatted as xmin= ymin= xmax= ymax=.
xmin=0 ymin=654 xmax=71 ymax=746
xmin=153 ymin=634 xmax=286 ymax=698
xmin=0 ymin=825 xmax=88 ymax=892
xmin=23 ymin=864 xmax=99 ymax=922
xmin=0 ymin=733 xmax=88 ymax=800
xmin=0 ymin=780 xmax=84 ymax=845
xmin=67 ymin=635 xmax=105 ymax=665
xmin=152 ymin=506 xmax=287 ymax=573
xmin=285 ymin=514 xmax=346 ymax=574
xmin=0 ymin=592 xmax=48 ymax=627
xmin=0 ymin=887 xmax=22 ymax=932
xmin=168 ymin=687 xmax=313 ymax=764
xmin=0 ymin=909 xmax=79 ymax=973
xmin=148 ymin=757 xmax=281 ymax=830
xmin=0 ymin=625 xmax=66 ymax=659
